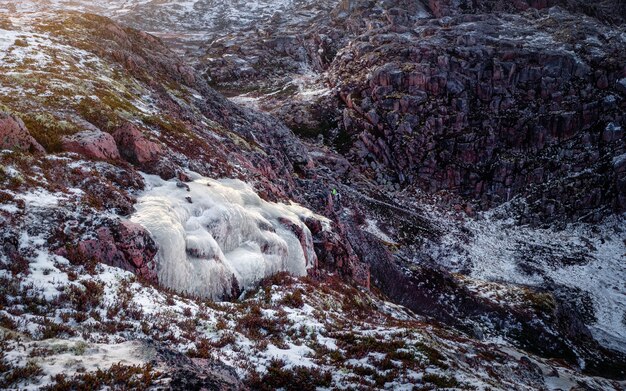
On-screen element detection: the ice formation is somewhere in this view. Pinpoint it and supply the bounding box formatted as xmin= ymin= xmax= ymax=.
xmin=131 ymin=173 xmax=321 ymax=299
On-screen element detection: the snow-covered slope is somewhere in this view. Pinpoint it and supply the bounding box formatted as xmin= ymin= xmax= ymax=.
xmin=0 ymin=0 xmax=331 ymax=38
xmin=3 ymin=249 xmax=625 ymax=390
xmin=132 ymin=173 xmax=323 ymax=299
xmin=426 ymin=210 xmax=626 ymax=353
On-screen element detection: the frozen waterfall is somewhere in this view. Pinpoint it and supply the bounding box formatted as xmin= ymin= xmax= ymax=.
xmin=131 ymin=173 xmax=323 ymax=299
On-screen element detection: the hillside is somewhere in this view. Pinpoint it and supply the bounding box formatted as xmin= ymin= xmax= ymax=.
xmin=0 ymin=1 xmax=625 ymax=390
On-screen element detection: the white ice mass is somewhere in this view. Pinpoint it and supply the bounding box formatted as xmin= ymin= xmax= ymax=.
xmin=131 ymin=173 xmax=322 ymax=299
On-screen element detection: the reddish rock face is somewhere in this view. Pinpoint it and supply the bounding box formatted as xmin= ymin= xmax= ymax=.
xmin=330 ymin=8 xmax=626 ymax=221
xmin=304 ymin=216 xmax=370 ymax=289
xmin=113 ymin=123 xmax=164 ymax=165
xmin=0 ymin=112 xmax=45 ymax=153
xmin=114 ymin=220 xmax=158 ymax=272
xmin=62 ymin=130 xmax=121 ymax=161
xmin=57 ymin=220 xmax=158 ymax=283
xmin=428 ymin=0 xmax=626 ymax=23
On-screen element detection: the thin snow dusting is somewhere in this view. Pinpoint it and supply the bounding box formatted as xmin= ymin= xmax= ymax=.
xmin=131 ymin=173 xmax=324 ymax=299
xmin=290 ymin=70 xmax=331 ymax=102
xmin=4 ymin=340 xmax=151 ymax=391
xmin=363 ymin=218 xmax=396 ymax=244
xmin=1 ymin=198 xmax=624 ymax=389
xmin=0 ymin=0 xmax=328 ymax=37
xmin=21 ymin=249 xmax=71 ymax=300
xmin=228 ymin=94 xmax=262 ymax=110
xmin=0 ymin=29 xmax=20 ymax=58
xmin=264 ymin=342 xmax=315 ymax=368
xmin=18 ymin=189 xmax=64 ymax=208
xmin=428 ymin=210 xmax=626 ymax=353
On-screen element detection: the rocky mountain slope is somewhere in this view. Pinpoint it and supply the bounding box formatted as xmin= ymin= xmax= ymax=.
xmin=331 ymin=6 xmax=626 ymax=219
xmin=0 ymin=1 xmax=625 ymax=389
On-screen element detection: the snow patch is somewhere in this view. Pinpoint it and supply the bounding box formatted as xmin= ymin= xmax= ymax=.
xmin=4 ymin=339 xmax=151 ymax=390
xmin=428 ymin=211 xmax=626 ymax=353
xmin=363 ymin=218 xmax=396 ymax=244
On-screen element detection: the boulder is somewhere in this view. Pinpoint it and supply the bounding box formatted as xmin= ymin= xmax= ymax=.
xmin=0 ymin=112 xmax=45 ymax=153
xmin=153 ymin=346 xmax=247 ymax=390
xmin=57 ymin=220 xmax=158 ymax=283
xmin=62 ymin=129 xmax=121 ymax=160
xmin=113 ymin=123 xmax=163 ymax=165
xmin=304 ymin=216 xmax=370 ymax=289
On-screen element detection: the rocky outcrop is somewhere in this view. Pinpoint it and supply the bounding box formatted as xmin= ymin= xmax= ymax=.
xmin=153 ymin=346 xmax=246 ymax=391
xmin=0 ymin=112 xmax=45 ymax=154
xmin=329 ymin=191 xmax=626 ymax=378
xmin=428 ymin=0 xmax=626 ymax=24
xmin=428 ymin=0 xmax=550 ymax=17
xmin=62 ymin=129 xmax=121 ymax=161
xmin=111 ymin=122 xmax=178 ymax=179
xmin=61 ymin=12 xmax=314 ymax=199
xmin=57 ymin=220 xmax=158 ymax=283
xmin=113 ymin=123 xmax=163 ymax=166
xmin=304 ymin=214 xmax=370 ymax=289
xmin=330 ymin=7 xmax=626 ymax=221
